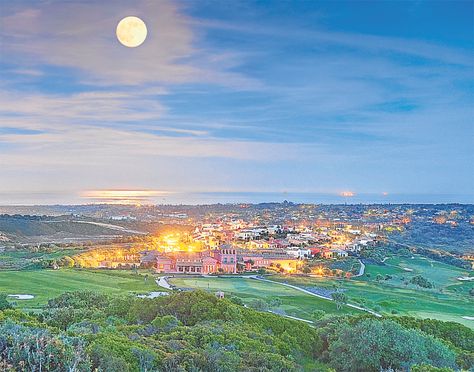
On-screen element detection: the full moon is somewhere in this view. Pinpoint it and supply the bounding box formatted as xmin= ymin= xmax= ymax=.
xmin=116 ymin=16 xmax=147 ymax=48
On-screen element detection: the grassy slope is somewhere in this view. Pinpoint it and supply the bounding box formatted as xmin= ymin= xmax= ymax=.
xmin=0 ymin=253 xmax=471 ymax=327
xmin=0 ymin=269 xmax=159 ymax=310
xmin=170 ymin=276 xmax=362 ymax=320
xmin=270 ymin=255 xmax=474 ymax=328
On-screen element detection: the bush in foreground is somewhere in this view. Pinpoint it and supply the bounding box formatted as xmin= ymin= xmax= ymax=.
xmin=0 ymin=290 xmax=471 ymax=371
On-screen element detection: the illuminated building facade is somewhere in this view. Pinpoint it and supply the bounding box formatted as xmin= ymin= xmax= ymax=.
xmin=156 ymin=246 xmax=237 ymax=274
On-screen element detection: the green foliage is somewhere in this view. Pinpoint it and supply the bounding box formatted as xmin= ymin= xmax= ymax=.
xmin=89 ymin=344 xmax=130 ymax=372
xmin=248 ymin=298 xmax=269 ymax=311
xmin=59 ymin=255 xmax=75 ymax=268
xmin=360 ymin=246 xmax=385 ymax=263
xmin=331 ymin=292 xmax=348 ymax=310
xmin=268 ymin=297 xmax=283 ymax=308
xmin=46 ymin=290 xmax=111 ymax=310
xmin=390 ymin=316 xmax=474 ymax=352
xmin=151 ymin=315 xmax=180 ymax=333
xmin=150 ymin=290 xmax=243 ymax=325
xmin=326 ymin=319 xmax=456 ymax=372
xmin=229 ymin=295 xmax=244 ymax=306
xmin=411 ymin=364 xmax=455 ymax=372
xmin=42 ymin=306 xmax=105 ymax=331
xmin=312 ymin=309 xmax=326 ymax=321
xmin=0 ymin=293 xmax=13 ymax=310
xmin=410 ymin=275 xmax=434 ymax=288
xmin=390 ymin=316 xmax=474 ymax=370
xmin=88 ymin=334 xmax=158 ymax=372
xmin=161 ymin=321 xmax=300 ymax=371
xmin=0 ymin=320 xmax=91 ymax=371
xmin=42 ymin=291 xmax=134 ymax=330
xmin=0 ymin=289 xmax=470 ymax=372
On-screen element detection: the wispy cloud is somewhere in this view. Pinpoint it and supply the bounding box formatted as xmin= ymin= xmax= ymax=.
xmin=0 ymin=0 xmax=472 ymax=202
xmin=0 ymin=0 xmax=257 ymax=88
xmin=192 ymin=17 xmax=473 ymax=66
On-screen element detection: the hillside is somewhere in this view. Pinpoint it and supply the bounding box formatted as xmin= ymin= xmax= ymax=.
xmin=0 ymin=215 xmax=144 ymax=244
xmin=1 ymin=290 xmax=472 ymax=371
xmin=391 ymin=221 xmax=474 ymax=254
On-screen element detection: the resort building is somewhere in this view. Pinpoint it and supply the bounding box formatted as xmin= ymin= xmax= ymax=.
xmin=155 ymin=246 xmax=237 ymax=274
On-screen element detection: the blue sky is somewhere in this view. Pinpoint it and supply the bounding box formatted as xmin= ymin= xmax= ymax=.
xmin=0 ymin=0 xmax=473 ymax=204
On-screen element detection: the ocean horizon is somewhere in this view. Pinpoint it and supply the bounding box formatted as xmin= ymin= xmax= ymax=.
xmin=0 ymin=191 xmax=473 ymax=206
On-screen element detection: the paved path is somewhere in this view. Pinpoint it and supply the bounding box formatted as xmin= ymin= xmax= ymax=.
xmin=353 ymin=259 xmax=365 ymax=277
xmin=250 ymin=276 xmax=382 ymax=318
xmin=167 ymin=274 xmax=381 ymax=318
xmin=156 ymin=276 xmax=172 ymax=290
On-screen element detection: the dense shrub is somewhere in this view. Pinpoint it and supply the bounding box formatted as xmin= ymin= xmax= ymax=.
xmin=0 ymin=293 xmax=12 ymax=311
xmin=410 ymin=275 xmax=433 ymax=288
xmin=0 ymin=321 xmax=91 ymax=371
xmin=0 ymin=290 xmax=470 ymax=371
xmin=326 ymin=319 xmax=456 ymax=372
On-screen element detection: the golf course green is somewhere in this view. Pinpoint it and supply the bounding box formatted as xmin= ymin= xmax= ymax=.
xmin=0 ymin=269 xmax=158 ymax=310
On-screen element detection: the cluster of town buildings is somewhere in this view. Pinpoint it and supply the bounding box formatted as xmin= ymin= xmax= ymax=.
xmin=149 ymin=220 xmax=382 ymax=274
xmin=1 ymin=204 xmax=471 ymax=272
xmin=66 ymin=203 xmax=473 ymax=273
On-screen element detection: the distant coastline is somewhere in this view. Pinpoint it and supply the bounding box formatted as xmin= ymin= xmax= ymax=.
xmin=0 ymin=191 xmax=473 ymax=206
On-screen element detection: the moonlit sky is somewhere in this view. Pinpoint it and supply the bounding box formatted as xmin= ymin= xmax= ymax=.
xmin=0 ymin=0 xmax=473 ymax=204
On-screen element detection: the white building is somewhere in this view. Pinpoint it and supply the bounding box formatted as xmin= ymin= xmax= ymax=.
xmin=286 ymin=247 xmax=311 ymax=259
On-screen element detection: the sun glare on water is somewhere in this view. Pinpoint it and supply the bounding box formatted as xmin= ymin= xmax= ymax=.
xmin=81 ymin=189 xmax=169 ymax=205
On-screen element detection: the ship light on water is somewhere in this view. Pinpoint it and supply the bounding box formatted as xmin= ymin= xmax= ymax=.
xmin=340 ymin=191 xmax=355 ymax=197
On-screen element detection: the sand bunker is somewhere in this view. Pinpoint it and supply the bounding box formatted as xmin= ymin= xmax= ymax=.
xmin=8 ymin=294 xmax=35 ymax=300
xmin=462 ymin=316 xmax=474 ymax=321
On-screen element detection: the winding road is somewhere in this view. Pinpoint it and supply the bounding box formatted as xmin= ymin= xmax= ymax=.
xmin=156 ymin=276 xmax=172 ymax=290
xmin=159 ymin=274 xmax=382 ymax=318
xmin=251 ymin=276 xmax=382 ymax=317
xmin=354 ymin=259 xmax=366 ymax=277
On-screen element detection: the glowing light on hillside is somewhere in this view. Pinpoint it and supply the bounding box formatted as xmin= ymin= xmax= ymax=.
xmin=159 ymin=232 xmax=203 ymax=253
xmin=73 ymin=232 xmax=204 ymax=268
xmin=313 ymin=266 xmax=324 ymax=276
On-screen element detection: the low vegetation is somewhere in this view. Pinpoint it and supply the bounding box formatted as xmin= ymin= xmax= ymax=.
xmin=0 ymin=290 xmax=472 ymax=371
